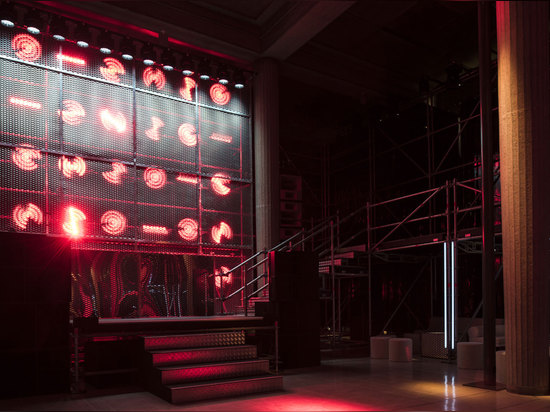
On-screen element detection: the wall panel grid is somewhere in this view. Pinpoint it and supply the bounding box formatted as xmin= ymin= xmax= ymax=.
xmin=0 ymin=29 xmax=252 ymax=253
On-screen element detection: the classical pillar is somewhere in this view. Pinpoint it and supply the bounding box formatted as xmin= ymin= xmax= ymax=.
xmin=254 ymin=58 xmax=280 ymax=255
xmin=497 ymin=1 xmax=550 ymax=395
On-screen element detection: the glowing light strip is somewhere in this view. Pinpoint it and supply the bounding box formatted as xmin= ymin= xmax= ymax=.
xmin=142 ymin=225 xmax=168 ymax=235
xmin=443 ymin=242 xmax=448 ymax=349
xmin=451 ymin=241 xmax=456 ymax=350
xmin=56 ymin=53 xmax=86 ymax=66
xmin=9 ymin=96 xmax=42 ymax=109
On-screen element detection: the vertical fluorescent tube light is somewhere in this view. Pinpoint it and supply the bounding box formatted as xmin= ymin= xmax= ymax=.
xmin=443 ymin=242 xmax=448 ymax=349
xmin=451 ymin=241 xmax=456 ymax=349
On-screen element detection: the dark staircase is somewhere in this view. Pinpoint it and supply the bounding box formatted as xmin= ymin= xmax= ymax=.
xmin=142 ymin=330 xmax=282 ymax=404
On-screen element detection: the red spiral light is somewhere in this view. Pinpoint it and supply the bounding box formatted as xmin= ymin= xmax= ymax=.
xmin=12 ymin=33 xmax=42 ymax=62
xmin=142 ymin=225 xmax=168 ymax=235
xmin=12 ymin=203 xmax=43 ymax=230
xmin=209 ymin=132 xmax=232 ymax=144
xmin=59 ymin=100 xmax=85 ymax=125
xmin=178 ymin=123 xmax=197 ymax=147
xmin=176 ymin=173 xmax=198 ymax=184
xmin=143 ymin=67 xmax=166 ymax=90
xmin=209 ymin=83 xmax=231 ymax=106
xmin=211 ymin=221 xmax=233 ymax=244
xmin=100 ymin=109 xmax=127 ymax=133
xmin=58 ymin=156 xmax=86 ymax=178
xmin=214 ymin=266 xmax=232 ymax=290
xmin=177 ymin=218 xmax=198 ymax=241
xmin=63 ymin=206 xmax=86 ymax=238
xmin=144 ymin=167 xmax=166 ymax=189
xmin=102 ymin=162 xmax=127 ymax=184
xmin=179 ymin=76 xmax=196 ymax=101
xmin=12 ymin=144 xmax=41 ymax=171
xmin=101 ymin=210 xmax=127 ymax=236
xmin=145 ymin=116 xmax=165 ymax=141
xmin=100 ymin=57 xmax=125 ymax=82
xmin=211 ymin=173 xmax=231 ymax=196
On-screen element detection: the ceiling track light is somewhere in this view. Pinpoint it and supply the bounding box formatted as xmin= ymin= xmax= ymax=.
xmin=98 ymin=29 xmax=113 ymax=54
xmin=181 ymin=55 xmax=194 ymax=76
xmin=161 ymin=48 xmax=175 ymax=71
xmin=217 ymin=64 xmax=229 ymax=85
xmin=120 ymin=37 xmax=134 ymax=61
xmin=49 ymin=16 xmax=68 ymax=41
xmin=198 ymin=59 xmax=211 ymax=80
xmin=1 ymin=2 xmax=17 ymax=28
xmin=233 ymin=71 xmax=246 ymax=89
xmin=75 ymin=23 xmax=90 ymax=48
xmin=25 ymin=8 xmax=43 ymax=35
xmin=141 ymin=43 xmax=155 ymax=66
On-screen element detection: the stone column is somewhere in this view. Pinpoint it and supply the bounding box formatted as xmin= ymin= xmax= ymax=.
xmin=497 ymin=1 xmax=550 ymax=395
xmin=254 ymin=58 xmax=280 ymax=256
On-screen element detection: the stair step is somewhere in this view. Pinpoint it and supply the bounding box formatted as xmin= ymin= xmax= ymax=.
xmin=143 ymin=331 xmax=245 ymax=350
xmin=155 ymin=359 xmax=270 ymax=385
xmin=161 ymin=375 xmax=283 ymax=404
xmin=148 ymin=345 xmax=257 ymax=367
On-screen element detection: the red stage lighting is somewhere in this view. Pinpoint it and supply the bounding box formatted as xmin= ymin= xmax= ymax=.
xmin=145 ymin=116 xmax=165 ymax=141
xmin=63 ymin=206 xmax=86 ymax=237
xmin=176 ymin=173 xmax=198 ymax=184
xmin=58 ymin=155 xmax=86 ymax=178
xmin=142 ymin=225 xmax=168 ymax=235
xmin=179 ymin=76 xmax=196 ymax=101
xmin=214 ymin=266 xmax=232 ymax=290
xmin=100 ymin=109 xmax=127 ymax=133
xmin=56 ymin=53 xmax=86 ymax=66
xmin=12 ymin=203 xmax=43 ymax=229
xmin=102 ymin=162 xmax=127 ymax=184
xmin=177 ymin=218 xmax=198 ymax=241
xmin=144 ymin=167 xmax=166 ymax=189
xmin=178 ymin=123 xmax=197 ymax=147
xmin=209 ymin=83 xmax=230 ymax=106
xmin=143 ymin=66 xmax=166 ymax=90
xmin=59 ymin=100 xmax=85 ymax=125
xmin=211 ymin=172 xmax=231 ymax=196
xmin=101 ymin=210 xmax=127 ymax=235
xmin=211 ymin=221 xmax=233 ymax=244
xmin=9 ymin=96 xmax=42 ymax=110
xmin=12 ymin=144 xmax=41 ymax=171
xmin=12 ymin=33 xmax=41 ymax=61
xmin=209 ymin=132 xmax=232 ymax=144
xmin=100 ymin=57 xmax=125 ymax=82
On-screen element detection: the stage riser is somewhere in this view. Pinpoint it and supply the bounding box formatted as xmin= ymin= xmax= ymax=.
xmin=149 ymin=345 xmax=257 ymax=367
xmin=156 ymin=359 xmax=269 ymax=385
xmin=143 ymin=331 xmax=245 ymax=351
xmin=163 ymin=376 xmax=284 ymax=404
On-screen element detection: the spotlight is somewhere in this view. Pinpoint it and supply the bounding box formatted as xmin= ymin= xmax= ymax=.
xmin=75 ymin=23 xmax=90 ymax=48
xmin=161 ymin=48 xmax=175 ymax=71
xmin=120 ymin=37 xmax=134 ymax=60
xmin=98 ymin=29 xmax=113 ymax=54
xmin=49 ymin=16 xmax=68 ymax=41
xmin=234 ymin=71 xmax=246 ymax=89
xmin=141 ymin=43 xmax=155 ymax=66
xmin=217 ymin=65 xmax=229 ymax=85
xmin=25 ymin=8 xmax=43 ymax=35
xmin=198 ymin=59 xmax=211 ymax=80
xmin=181 ymin=54 xmax=194 ymax=76
xmin=1 ymin=2 xmax=17 ymax=28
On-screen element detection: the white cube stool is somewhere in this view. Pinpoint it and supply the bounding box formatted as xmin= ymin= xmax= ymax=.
xmin=389 ymin=338 xmax=413 ymax=362
xmin=496 ymin=350 xmax=506 ymax=383
xmin=370 ymin=336 xmax=393 ymax=359
xmin=457 ymin=341 xmax=483 ymax=369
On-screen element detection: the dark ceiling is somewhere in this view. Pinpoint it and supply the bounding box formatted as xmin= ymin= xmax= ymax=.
xmin=38 ymin=0 xmax=481 ymax=107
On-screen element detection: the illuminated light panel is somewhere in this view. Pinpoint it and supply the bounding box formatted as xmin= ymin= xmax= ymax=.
xmin=177 ymin=218 xmax=198 ymax=241
xmin=100 ymin=109 xmax=127 ymax=133
xmin=179 ymin=76 xmax=196 ymax=101
xmin=444 ymin=242 xmax=448 ymax=349
xmin=12 ymin=33 xmax=42 ymax=62
xmin=145 ymin=116 xmax=165 ymax=141
xmin=12 ymin=144 xmax=41 ymax=171
xmin=100 ymin=57 xmax=125 ymax=82
xmin=56 ymin=53 xmax=86 ymax=66
xmin=9 ymin=96 xmax=42 ymax=110
xmin=144 ymin=167 xmax=166 ymax=189
xmin=58 ymin=156 xmax=86 ymax=178
xmin=211 ymin=172 xmax=231 ymax=196
xmin=102 ymin=162 xmax=127 ymax=184
xmin=176 ymin=173 xmax=198 ymax=184
xmin=12 ymin=203 xmax=43 ymax=229
xmin=101 ymin=210 xmax=127 ymax=236
xmin=59 ymin=100 xmax=85 ymax=125
xmin=209 ymin=83 xmax=231 ymax=106
xmin=214 ymin=266 xmax=232 ymax=290
xmin=178 ymin=123 xmax=197 ymax=147
xmin=211 ymin=221 xmax=233 ymax=244
xmin=209 ymin=132 xmax=232 ymax=144
xmin=143 ymin=67 xmax=166 ymax=90
xmin=63 ymin=206 xmax=86 ymax=238
xmin=142 ymin=225 xmax=168 ymax=235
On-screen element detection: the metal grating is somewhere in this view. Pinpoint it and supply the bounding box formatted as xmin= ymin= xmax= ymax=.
xmin=143 ymin=331 xmax=245 ymax=350
xmin=150 ymin=345 xmax=257 ymax=367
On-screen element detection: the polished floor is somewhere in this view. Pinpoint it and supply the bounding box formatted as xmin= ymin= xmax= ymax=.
xmin=1 ymin=357 xmax=549 ymax=411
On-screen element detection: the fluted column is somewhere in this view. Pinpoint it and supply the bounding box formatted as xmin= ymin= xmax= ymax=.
xmin=254 ymin=58 xmax=280 ymax=255
xmin=497 ymin=1 xmax=550 ymax=395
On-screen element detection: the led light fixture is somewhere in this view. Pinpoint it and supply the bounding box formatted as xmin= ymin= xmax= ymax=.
xmin=49 ymin=16 xmax=68 ymax=41
xmin=98 ymin=29 xmax=113 ymax=54
xmin=141 ymin=43 xmax=155 ymax=66
xmin=120 ymin=37 xmax=134 ymax=60
xmin=217 ymin=65 xmax=229 ymax=85
xmin=75 ymin=23 xmax=90 ymax=48
xmin=25 ymin=8 xmax=42 ymax=34
xmin=1 ymin=2 xmax=16 ymax=28
xmin=181 ymin=54 xmax=194 ymax=76
xmin=234 ymin=71 xmax=246 ymax=89
xmin=161 ymin=48 xmax=175 ymax=71
xmin=198 ymin=59 xmax=211 ymax=80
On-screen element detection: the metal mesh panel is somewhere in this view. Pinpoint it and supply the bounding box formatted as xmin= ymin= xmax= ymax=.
xmin=197 ymin=78 xmax=249 ymax=115
xmin=136 ymin=65 xmax=182 ymax=98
